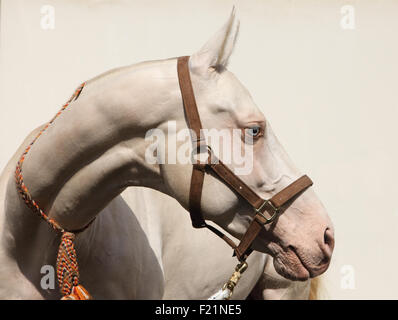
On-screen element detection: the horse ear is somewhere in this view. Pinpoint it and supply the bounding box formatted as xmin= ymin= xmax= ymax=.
xmin=190 ymin=7 xmax=240 ymax=74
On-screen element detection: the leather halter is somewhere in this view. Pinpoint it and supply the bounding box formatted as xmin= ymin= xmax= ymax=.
xmin=177 ymin=56 xmax=313 ymax=261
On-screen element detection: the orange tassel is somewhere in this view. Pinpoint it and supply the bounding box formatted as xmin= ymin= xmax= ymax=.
xmin=61 ymin=285 xmax=91 ymax=300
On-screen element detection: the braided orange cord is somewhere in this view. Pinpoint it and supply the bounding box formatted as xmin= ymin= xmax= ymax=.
xmin=14 ymin=83 xmax=91 ymax=299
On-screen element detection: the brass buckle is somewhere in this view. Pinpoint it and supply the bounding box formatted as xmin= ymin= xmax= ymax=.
xmin=255 ymin=200 xmax=279 ymax=224
xmin=221 ymin=261 xmax=248 ymax=299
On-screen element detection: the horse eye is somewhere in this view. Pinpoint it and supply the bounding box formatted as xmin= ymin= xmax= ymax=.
xmin=245 ymin=126 xmax=261 ymax=137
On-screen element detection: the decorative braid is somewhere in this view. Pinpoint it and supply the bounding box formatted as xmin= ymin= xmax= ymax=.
xmin=14 ymin=83 xmax=91 ymax=299
xmin=15 ymin=82 xmax=85 ymax=233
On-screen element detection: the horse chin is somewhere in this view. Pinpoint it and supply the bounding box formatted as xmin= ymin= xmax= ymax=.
xmin=252 ymin=241 xmax=311 ymax=281
xmin=272 ymin=253 xmax=311 ymax=281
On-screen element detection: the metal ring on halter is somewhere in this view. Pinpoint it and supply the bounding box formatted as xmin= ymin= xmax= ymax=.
xmin=255 ymin=199 xmax=279 ymax=224
xmin=190 ymin=142 xmax=214 ymax=165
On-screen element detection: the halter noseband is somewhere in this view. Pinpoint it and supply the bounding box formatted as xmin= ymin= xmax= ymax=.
xmin=177 ymin=56 xmax=313 ymax=262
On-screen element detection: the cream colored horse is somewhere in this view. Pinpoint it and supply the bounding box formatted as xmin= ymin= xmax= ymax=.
xmin=0 ymin=10 xmax=334 ymax=299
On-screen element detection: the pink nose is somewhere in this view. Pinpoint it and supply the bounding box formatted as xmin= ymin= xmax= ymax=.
xmin=308 ymin=227 xmax=334 ymax=277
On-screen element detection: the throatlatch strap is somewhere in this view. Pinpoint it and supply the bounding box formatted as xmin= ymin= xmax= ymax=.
xmin=189 ymin=166 xmax=207 ymax=228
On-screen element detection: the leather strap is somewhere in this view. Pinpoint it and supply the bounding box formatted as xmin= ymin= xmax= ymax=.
xmin=177 ymin=56 xmax=203 ymax=143
xmin=178 ymin=56 xmax=207 ymax=228
xmin=176 ymin=56 xmax=313 ymax=261
xmin=188 ymin=166 xmax=206 ymax=228
xmin=209 ymin=155 xmax=312 ymax=259
xmin=210 ymin=160 xmax=312 ymax=216
xmin=234 ymin=175 xmax=313 ymax=260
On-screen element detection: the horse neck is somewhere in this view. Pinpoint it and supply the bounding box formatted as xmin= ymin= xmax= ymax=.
xmin=16 ymin=58 xmax=180 ymax=231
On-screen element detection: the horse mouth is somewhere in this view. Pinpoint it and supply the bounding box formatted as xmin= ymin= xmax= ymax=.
xmin=271 ymin=246 xmax=312 ymax=281
xmin=271 ymin=244 xmax=331 ymax=281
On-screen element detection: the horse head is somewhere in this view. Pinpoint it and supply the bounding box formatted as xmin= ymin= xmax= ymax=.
xmin=160 ymin=9 xmax=334 ymax=281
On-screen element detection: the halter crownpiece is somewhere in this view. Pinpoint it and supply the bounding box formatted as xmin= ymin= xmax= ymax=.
xmin=177 ymin=56 xmax=313 ymax=297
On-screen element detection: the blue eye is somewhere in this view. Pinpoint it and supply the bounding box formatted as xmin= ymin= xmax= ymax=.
xmin=245 ymin=126 xmax=261 ymax=137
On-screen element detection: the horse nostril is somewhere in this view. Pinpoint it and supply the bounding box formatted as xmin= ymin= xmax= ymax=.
xmin=323 ymin=228 xmax=335 ymax=251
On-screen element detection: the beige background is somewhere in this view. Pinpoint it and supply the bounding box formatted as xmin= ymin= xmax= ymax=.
xmin=1 ymin=0 xmax=397 ymax=299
